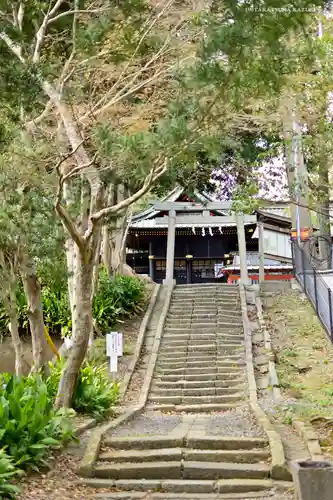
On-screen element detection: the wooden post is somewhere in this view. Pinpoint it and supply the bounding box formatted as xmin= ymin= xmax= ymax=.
xmin=163 ymin=209 xmax=176 ymax=285
xmin=186 ymin=256 xmax=193 ymax=284
xmin=259 ymin=222 xmax=265 ymax=283
xmin=236 ymin=213 xmax=249 ymax=285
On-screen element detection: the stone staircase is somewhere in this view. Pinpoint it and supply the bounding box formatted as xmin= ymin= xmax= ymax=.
xmin=84 ymin=284 xmax=280 ymax=499
xmin=147 ymin=284 xmax=246 ymax=412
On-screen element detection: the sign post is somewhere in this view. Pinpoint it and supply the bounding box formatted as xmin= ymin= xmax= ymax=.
xmin=106 ymin=332 xmax=123 ymax=382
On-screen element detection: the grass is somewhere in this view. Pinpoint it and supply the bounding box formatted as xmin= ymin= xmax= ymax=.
xmin=265 ymin=292 xmax=333 ymax=456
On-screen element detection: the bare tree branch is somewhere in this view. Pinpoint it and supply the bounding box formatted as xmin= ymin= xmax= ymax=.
xmin=47 ymin=8 xmax=110 ymax=24
xmin=25 ymin=100 xmax=54 ymax=132
xmin=62 ymin=152 xmax=98 ymax=182
xmin=87 ymin=159 xmax=168 ymax=232
xmin=17 ymin=2 xmax=24 ymax=31
xmin=0 ymin=31 xmax=25 ymax=62
xmin=33 ymin=0 xmax=66 ymax=64
xmin=54 ymin=142 xmax=86 ymax=251
xmin=57 ymin=0 xmax=79 ymax=92
xmin=81 ymin=55 xmax=193 ymax=122
xmin=80 ymin=5 xmax=198 ymax=122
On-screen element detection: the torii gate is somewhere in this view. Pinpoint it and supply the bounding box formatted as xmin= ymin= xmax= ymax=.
xmin=152 ymin=201 xmax=257 ymax=285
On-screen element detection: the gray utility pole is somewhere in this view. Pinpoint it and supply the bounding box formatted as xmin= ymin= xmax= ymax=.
xmin=258 ymin=222 xmax=265 ymax=283
xmin=292 ymin=112 xmax=312 ymax=243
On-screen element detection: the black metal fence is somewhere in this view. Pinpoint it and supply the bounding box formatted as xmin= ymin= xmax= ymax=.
xmin=292 ymin=242 xmax=333 ymax=341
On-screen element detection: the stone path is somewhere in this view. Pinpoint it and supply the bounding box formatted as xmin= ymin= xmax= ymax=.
xmin=83 ymin=285 xmax=294 ymax=499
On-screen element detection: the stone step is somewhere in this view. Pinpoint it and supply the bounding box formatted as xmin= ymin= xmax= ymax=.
xmin=164 ymin=327 xmax=243 ymax=335
xmin=175 ymin=284 xmax=239 ymax=289
xmin=185 ymin=437 xmax=269 ymax=450
xmin=155 ymin=367 xmax=244 ymax=377
xmin=157 ymin=358 xmax=244 ymax=373
xmin=95 ymin=461 xmax=181 ymax=479
xmin=156 ymin=372 xmax=245 ymax=382
xmin=150 ymin=386 xmax=244 ymax=397
xmin=173 ymin=290 xmax=239 ymax=295
xmin=94 ymin=462 xmax=269 ymax=482
xmin=183 ymin=462 xmax=270 ymax=480
xmin=183 ymin=449 xmax=271 ymax=464
xmin=162 ymin=338 xmax=244 ymax=344
xmin=171 ymin=296 xmax=239 ymax=303
xmin=170 ymin=300 xmax=240 ymax=307
xmin=157 ymin=355 xmax=245 ymax=364
xmin=156 ymin=358 xmax=244 ymax=369
xmin=156 ymin=361 xmax=244 ymax=371
xmin=162 ymin=334 xmax=243 ymax=342
xmin=148 ymin=394 xmax=244 ymax=405
xmin=99 ymin=448 xmax=182 ymax=463
xmin=167 ymin=312 xmax=219 ymax=319
xmin=165 ymin=321 xmax=242 ymax=328
xmin=160 ymin=341 xmax=243 ymax=350
xmin=152 ymin=378 xmax=245 ymax=389
xmin=159 ymin=344 xmax=243 ymax=354
xmin=81 ymin=478 xmax=274 ymax=496
xmin=99 ymin=448 xmax=271 ymax=465
xmin=172 ymin=289 xmax=239 ymax=296
xmin=145 ymin=403 xmax=240 ymax=412
xmin=103 ymin=436 xmax=184 ymax=450
xmin=157 ymin=353 xmax=244 ymax=362
xmin=168 ymin=305 xmax=240 ymax=313
xmin=159 ymin=345 xmax=243 ymax=355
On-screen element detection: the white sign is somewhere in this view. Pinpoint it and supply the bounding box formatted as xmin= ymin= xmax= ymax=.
xmin=106 ymin=332 xmax=123 ymax=374
xmin=117 ymin=333 xmax=123 ymax=356
xmin=106 ymin=332 xmax=118 ymax=356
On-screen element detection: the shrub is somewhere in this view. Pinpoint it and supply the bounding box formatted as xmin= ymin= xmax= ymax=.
xmin=41 ymin=287 xmax=71 ymax=336
xmin=0 ymin=268 xmax=145 ymax=337
xmin=93 ymin=271 xmax=145 ymax=332
xmin=0 ymin=374 xmax=74 ymax=471
xmin=47 ymin=359 xmax=119 ymax=420
xmin=0 ymin=448 xmax=22 ymax=500
xmin=74 ymin=362 xmax=119 ymax=419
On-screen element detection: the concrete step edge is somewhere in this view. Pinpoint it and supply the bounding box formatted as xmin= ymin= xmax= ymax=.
xmin=99 ymin=448 xmax=182 ymax=463
xmin=78 ymin=478 xmax=274 ymax=496
xmin=94 ymin=461 xmax=182 ymax=479
xmin=145 ymin=403 xmax=241 ymax=412
xmin=183 ymin=461 xmax=270 ymax=480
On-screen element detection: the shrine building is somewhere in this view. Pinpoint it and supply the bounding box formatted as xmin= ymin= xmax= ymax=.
xmin=125 ymin=187 xmax=293 ymax=285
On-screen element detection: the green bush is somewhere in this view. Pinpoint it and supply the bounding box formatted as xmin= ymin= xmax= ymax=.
xmin=47 ymin=359 xmax=119 ymax=420
xmin=41 ymin=287 xmax=71 ymax=336
xmin=0 ymin=374 xmax=74 ymax=471
xmin=0 ymin=269 xmax=145 ymax=337
xmin=93 ymin=271 xmax=145 ymax=332
xmin=0 ymin=448 xmax=22 ymax=500
xmin=74 ymin=362 xmax=119 ymax=419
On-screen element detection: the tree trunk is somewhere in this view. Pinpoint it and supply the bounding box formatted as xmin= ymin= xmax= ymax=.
xmin=55 ymin=250 xmax=94 ymax=408
xmin=19 ymin=253 xmax=48 ymax=373
xmin=5 ymin=287 xmax=24 ymax=377
xmin=0 ymin=253 xmax=25 ymax=377
xmin=102 ymin=184 xmax=130 ymax=276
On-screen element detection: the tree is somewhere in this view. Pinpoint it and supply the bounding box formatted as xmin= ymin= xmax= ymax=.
xmin=0 ymin=250 xmax=24 ymax=376
xmin=0 ymin=135 xmax=64 ymax=372
xmin=191 ymin=0 xmax=329 ymax=210
xmin=0 ymin=0 xmax=216 ymax=407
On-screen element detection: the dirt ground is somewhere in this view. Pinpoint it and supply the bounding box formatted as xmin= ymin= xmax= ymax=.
xmin=0 ymin=335 xmax=63 ymax=375
xmin=264 ymin=291 xmax=333 ymax=458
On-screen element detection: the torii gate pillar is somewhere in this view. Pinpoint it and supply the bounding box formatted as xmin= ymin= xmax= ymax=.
xmin=163 ymin=209 xmax=177 ymax=285
xmin=236 ymin=213 xmax=250 ymax=285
